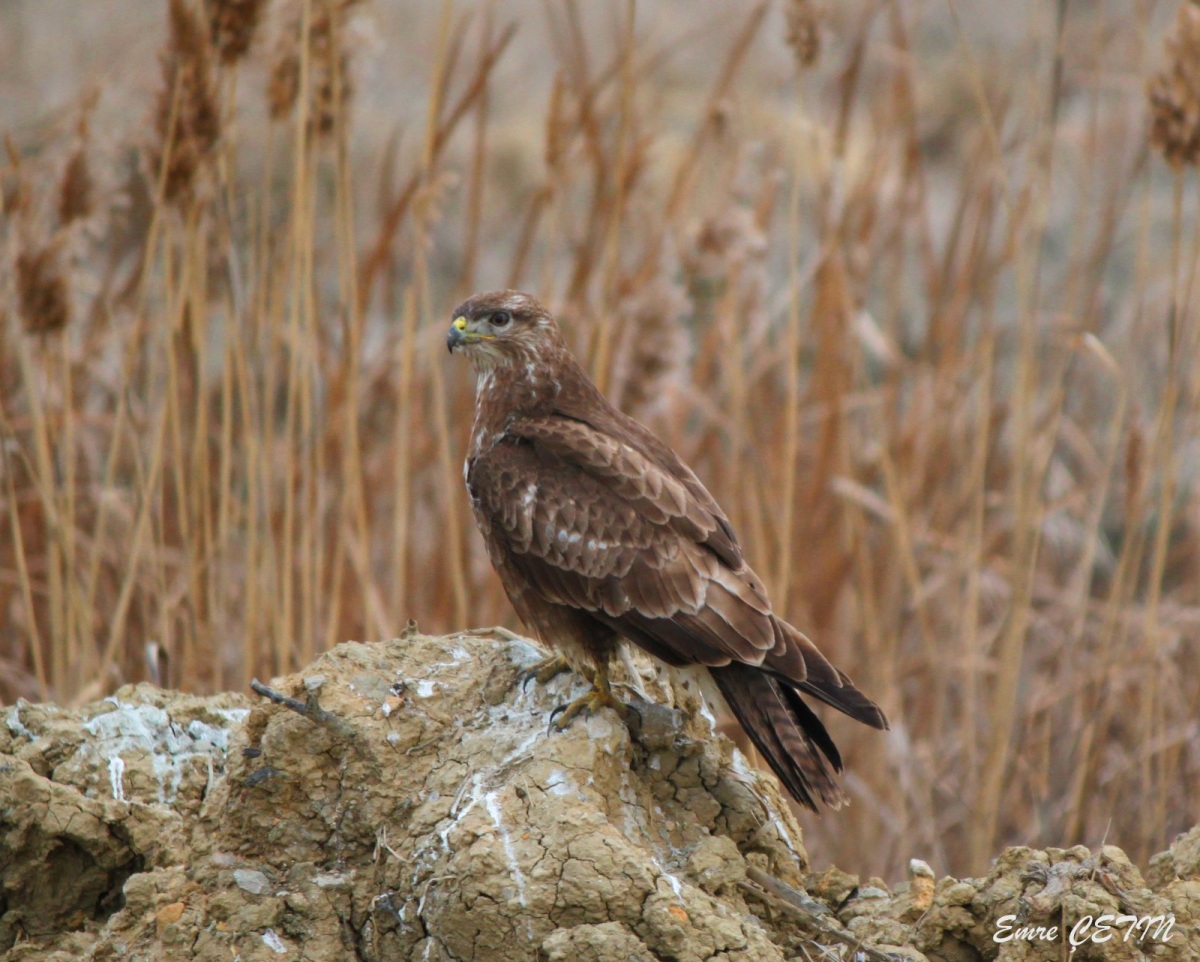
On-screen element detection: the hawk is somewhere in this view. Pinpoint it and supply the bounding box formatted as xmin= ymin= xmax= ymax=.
xmin=447 ymin=290 xmax=887 ymax=811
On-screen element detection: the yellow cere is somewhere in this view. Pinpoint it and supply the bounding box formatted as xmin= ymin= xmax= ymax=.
xmin=453 ymin=316 xmax=468 ymax=331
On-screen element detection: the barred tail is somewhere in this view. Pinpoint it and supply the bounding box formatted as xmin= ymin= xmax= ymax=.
xmin=709 ymin=662 xmax=849 ymax=811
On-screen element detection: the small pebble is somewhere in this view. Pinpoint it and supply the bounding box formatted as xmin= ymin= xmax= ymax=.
xmin=234 ymin=869 xmax=271 ymax=896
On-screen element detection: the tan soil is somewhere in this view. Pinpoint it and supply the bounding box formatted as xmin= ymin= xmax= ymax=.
xmin=2 ymin=629 xmax=1195 ymax=960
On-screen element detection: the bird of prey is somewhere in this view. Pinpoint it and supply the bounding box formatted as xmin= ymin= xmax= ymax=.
xmin=446 ymin=290 xmax=887 ymax=811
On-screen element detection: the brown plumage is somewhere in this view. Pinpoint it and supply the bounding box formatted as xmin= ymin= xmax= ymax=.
xmin=447 ymin=290 xmax=887 ymax=811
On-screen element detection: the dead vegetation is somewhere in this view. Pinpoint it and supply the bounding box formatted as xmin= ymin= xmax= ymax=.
xmin=1 ymin=0 xmax=1198 ymax=882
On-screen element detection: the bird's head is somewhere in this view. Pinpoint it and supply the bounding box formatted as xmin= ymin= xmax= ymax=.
xmin=446 ymin=290 xmax=561 ymax=372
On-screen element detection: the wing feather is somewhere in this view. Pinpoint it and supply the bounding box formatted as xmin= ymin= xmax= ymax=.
xmin=509 ymin=419 xmax=715 ymax=544
xmin=515 ymin=407 xmax=744 ymax=569
xmin=468 ymin=424 xmax=773 ymax=668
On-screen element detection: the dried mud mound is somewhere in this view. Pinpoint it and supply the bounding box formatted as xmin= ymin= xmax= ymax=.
xmin=2 ymin=630 xmax=1196 ymax=961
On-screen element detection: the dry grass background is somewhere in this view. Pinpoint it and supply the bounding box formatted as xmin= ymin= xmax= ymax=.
xmin=2 ymin=0 xmax=1198 ymax=880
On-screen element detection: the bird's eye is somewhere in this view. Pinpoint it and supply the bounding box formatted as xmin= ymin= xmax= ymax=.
xmin=491 ymin=310 xmax=512 ymax=328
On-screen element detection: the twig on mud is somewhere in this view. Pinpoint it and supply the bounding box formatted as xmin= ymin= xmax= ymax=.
xmin=745 ymin=866 xmax=832 ymax=917
xmin=250 ymin=678 xmax=355 ymax=739
xmin=739 ymin=869 xmax=901 ymax=962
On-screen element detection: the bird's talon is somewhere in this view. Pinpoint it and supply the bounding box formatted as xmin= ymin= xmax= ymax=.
xmin=549 ymin=682 xmax=632 ymax=732
xmin=519 ymin=653 xmax=575 ymax=691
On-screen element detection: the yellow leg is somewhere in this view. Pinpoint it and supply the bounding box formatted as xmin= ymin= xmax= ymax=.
xmin=548 ymin=662 xmax=631 ymax=730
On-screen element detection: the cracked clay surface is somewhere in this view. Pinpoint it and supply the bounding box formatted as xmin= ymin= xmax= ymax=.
xmin=2 ymin=630 xmax=1197 ymax=961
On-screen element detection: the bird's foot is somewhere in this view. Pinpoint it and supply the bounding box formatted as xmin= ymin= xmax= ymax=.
xmin=548 ymin=665 xmax=635 ymax=731
xmin=549 ymin=686 xmax=630 ymax=730
xmin=518 ymin=653 xmax=580 ymax=690
xmin=520 ymin=652 xmax=595 ymax=690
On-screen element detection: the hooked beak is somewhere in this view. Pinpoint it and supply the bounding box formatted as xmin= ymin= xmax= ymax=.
xmin=446 ymin=316 xmax=467 ymax=353
xmin=447 ymin=315 xmax=488 ymax=354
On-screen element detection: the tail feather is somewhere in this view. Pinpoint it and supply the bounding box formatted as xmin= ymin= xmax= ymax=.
xmin=709 ymin=662 xmax=846 ymax=811
xmin=768 ymin=616 xmax=889 ymax=731
xmin=798 ymin=669 xmax=889 ymax=731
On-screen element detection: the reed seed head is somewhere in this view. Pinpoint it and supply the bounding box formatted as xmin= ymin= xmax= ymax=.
xmin=612 ymin=275 xmax=689 ymax=417
xmin=58 ymin=148 xmax=94 ymax=226
xmin=267 ymin=0 xmax=359 ymax=136
xmin=785 ymin=0 xmax=822 ymax=69
xmin=209 ymin=0 xmax=269 ymax=64
xmin=152 ymin=0 xmax=222 ymax=205
xmin=1149 ymin=0 xmax=1200 ymax=167
xmin=16 ymin=243 xmax=71 ymax=336
xmin=268 ymin=47 xmax=300 ymax=121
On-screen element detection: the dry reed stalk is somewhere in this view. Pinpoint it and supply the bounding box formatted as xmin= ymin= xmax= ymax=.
xmin=456 ymin=9 xmax=494 ymax=296
xmin=160 ymin=244 xmax=191 ymax=681
xmin=1135 ymin=81 xmax=1200 ymax=844
xmin=586 ymin=0 xmax=640 ymax=398
xmin=259 ymin=0 xmax=360 ymax=672
xmin=357 ymin=19 xmax=515 ymax=307
xmin=664 ymin=4 xmax=766 ymax=222
xmin=389 ymin=0 xmax=456 ymax=629
xmin=942 ymin=0 xmax=1058 ymax=870
xmin=504 ymin=76 xmax=565 ymax=288
xmin=2 ymin=82 xmax=123 ymax=706
xmin=0 ymin=411 xmax=49 ymax=701
xmin=771 ymin=143 xmax=809 ymax=617
xmin=325 ymin=8 xmax=377 ymax=649
xmin=185 ymin=213 xmax=220 ymax=686
xmin=958 ymin=331 xmax=997 ymax=828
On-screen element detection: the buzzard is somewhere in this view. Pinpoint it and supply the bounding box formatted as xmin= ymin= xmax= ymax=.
xmin=447 ymin=290 xmax=887 ymax=811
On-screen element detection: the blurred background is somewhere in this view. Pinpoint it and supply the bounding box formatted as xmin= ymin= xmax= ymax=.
xmin=2 ymin=0 xmax=1198 ymax=880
